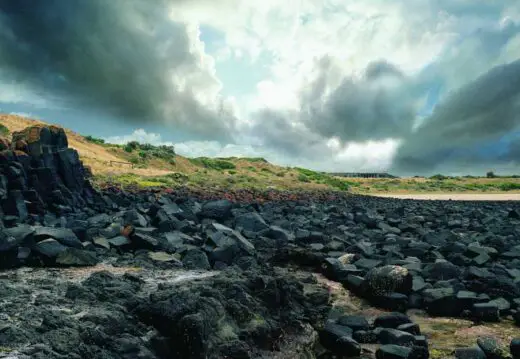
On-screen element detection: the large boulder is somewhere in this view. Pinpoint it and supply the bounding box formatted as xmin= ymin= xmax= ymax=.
xmin=362 ymin=265 xmax=413 ymax=298
xmin=199 ymin=200 xmax=233 ymax=220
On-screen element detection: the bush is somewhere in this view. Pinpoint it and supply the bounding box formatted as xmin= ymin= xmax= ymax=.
xmin=430 ymin=174 xmax=447 ymax=180
xmin=0 ymin=124 xmax=10 ymax=137
xmin=122 ymin=141 xmax=175 ymax=162
xmin=84 ymin=135 xmax=105 ymax=145
xmin=298 ymin=174 xmax=310 ymax=182
xmin=498 ymin=182 xmax=520 ymax=191
xmin=129 ymin=156 xmax=140 ymax=164
xmin=486 ymin=171 xmax=496 ymax=178
xmin=189 ymin=157 xmax=236 ymax=170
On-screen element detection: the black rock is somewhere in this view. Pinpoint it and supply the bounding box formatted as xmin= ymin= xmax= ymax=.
xmin=476 ymin=337 xmax=506 ymax=359
xmin=511 ymin=338 xmax=520 ymax=359
xmin=0 ymin=229 xmax=20 ymax=252
xmin=235 ymin=212 xmax=268 ymax=233
xmin=454 ymin=346 xmax=486 ymax=359
xmin=55 ymin=248 xmax=99 ymax=266
xmin=108 ymin=236 xmax=131 ymax=248
xmin=423 ymin=260 xmax=462 ymax=281
xmin=376 ymin=344 xmax=413 ymax=359
xmin=473 ymin=303 xmax=500 ymax=322
xmin=34 ymin=238 xmax=67 ymax=258
xmin=379 ymin=328 xmax=416 ymax=347
xmin=34 ymin=227 xmax=82 ymax=248
xmin=182 ymin=249 xmax=211 ymax=270
xmin=199 ymin=200 xmax=233 ymax=220
xmin=377 ymin=292 xmax=409 ymax=312
xmin=489 ymin=297 xmax=511 ymax=315
xmin=374 ymin=313 xmax=412 ymax=329
xmin=319 ymin=321 xmax=360 ymax=356
xmin=422 ymin=287 xmax=458 ymax=316
xmin=397 ymin=323 xmax=421 ymax=336
xmin=336 ymin=315 xmax=370 ymax=331
xmin=353 ymin=330 xmax=378 ymax=344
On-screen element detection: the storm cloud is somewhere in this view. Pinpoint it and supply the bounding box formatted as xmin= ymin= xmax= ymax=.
xmin=0 ymin=0 xmax=237 ymax=141
xmin=391 ymin=59 xmax=520 ymax=175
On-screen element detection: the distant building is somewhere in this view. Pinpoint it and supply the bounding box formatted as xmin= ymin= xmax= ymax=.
xmin=330 ymin=172 xmax=399 ymax=179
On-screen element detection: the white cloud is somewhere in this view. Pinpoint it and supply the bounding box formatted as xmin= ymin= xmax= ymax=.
xmin=104 ymin=129 xmax=174 ymax=147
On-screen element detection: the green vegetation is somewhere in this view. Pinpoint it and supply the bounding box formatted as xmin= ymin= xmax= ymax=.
xmin=344 ymin=176 xmax=520 ymax=194
xmin=0 ymin=123 xmax=9 ymax=137
xmin=189 ymin=157 xmax=236 ymax=170
xmin=84 ymin=135 xmax=105 ymax=145
xmin=295 ymin=168 xmax=350 ymax=191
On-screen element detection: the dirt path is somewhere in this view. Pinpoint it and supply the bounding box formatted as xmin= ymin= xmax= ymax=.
xmin=372 ymin=193 xmax=520 ymax=201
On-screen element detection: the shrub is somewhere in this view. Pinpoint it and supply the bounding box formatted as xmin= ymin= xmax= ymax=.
xmin=298 ymin=174 xmax=310 ymax=182
xmin=0 ymin=124 xmax=10 ymax=137
xmin=84 ymin=135 xmax=105 ymax=145
xmin=486 ymin=171 xmax=496 ymax=178
xmin=430 ymin=174 xmax=447 ymax=180
xmin=498 ymin=182 xmax=520 ymax=191
xmin=129 ymin=156 xmax=140 ymax=164
xmin=189 ymin=157 xmax=236 ymax=170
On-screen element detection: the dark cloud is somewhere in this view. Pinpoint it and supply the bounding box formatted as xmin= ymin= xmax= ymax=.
xmin=0 ymin=0 xmax=236 ymax=141
xmin=392 ymin=59 xmax=520 ymax=175
xmin=299 ymin=58 xmax=419 ymax=143
xmin=250 ymin=108 xmax=327 ymax=158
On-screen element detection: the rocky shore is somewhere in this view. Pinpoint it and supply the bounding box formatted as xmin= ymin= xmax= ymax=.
xmin=1 ymin=126 xmax=520 ymax=358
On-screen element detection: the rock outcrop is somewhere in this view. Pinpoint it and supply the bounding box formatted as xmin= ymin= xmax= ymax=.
xmin=0 ymin=125 xmax=98 ymax=222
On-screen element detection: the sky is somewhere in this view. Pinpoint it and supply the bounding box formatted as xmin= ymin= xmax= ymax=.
xmin=0 ymin=0 xmax=519 ymax=176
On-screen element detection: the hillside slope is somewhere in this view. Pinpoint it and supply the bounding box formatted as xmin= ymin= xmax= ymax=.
xmin=0 ymin=114 xmax=350 ymax=192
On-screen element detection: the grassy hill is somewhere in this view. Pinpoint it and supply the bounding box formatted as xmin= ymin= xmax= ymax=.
xmin=3 ymin=113 xmax=520 ymax=194
xmin=0 ymin=114 xmax=352 ymax=192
